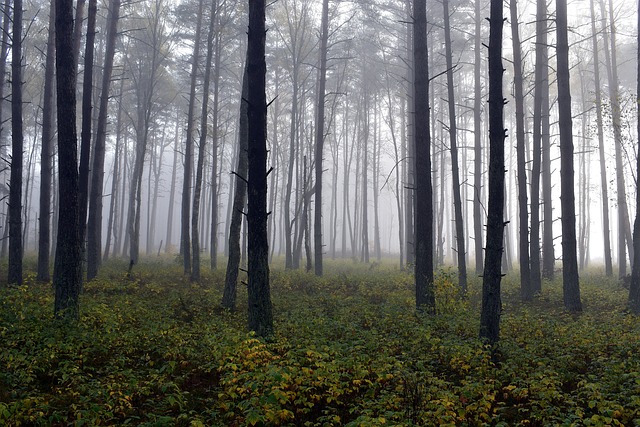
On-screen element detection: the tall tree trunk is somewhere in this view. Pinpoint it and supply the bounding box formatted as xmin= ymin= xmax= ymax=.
xmin=556 ymin=0 xmax=582 ymax=312
xmin=37 ymin=1 xmax=56 ymax=282
xmin=181 ymin=0 xmax=204 ymax=276
xmin=473 ymin=0 xmax=483 ymax=274
xmin=628 ymin=0 xmax=640 ymax=314
xmin=589 ymin=0 xmax=613 ymax=276
xmin=54 ymin=0 xmax=82 ymax=318
xmin=600 ymin=0 xmax=633 ymax=276
xmin=479 ymin=0 xmax=505 ymax=344
xmin=413 ymin=0 xmax=434 ymax=312
xmin=284 ymin=74 xmax=298 ymax=269
xmin=0 ymin=0 xmax=9 ymax=260
xmin=72 ymin=0 xmax=86 ymax=69
xmin=210 ymin=15 xmax=222 ymax=270
xmin=8 ymin=0 xmax=24 ymax=285
xmin=443 ymin=0 xmax=467 ymax=293
xmin=222 ymin=64 xmax=249 ymax=311
xmin=313 ymin=0 xmax=329 ymax=276
xmin=87 ymin=0 xmax=121 ymax=280
xmin=192 ymin=0 xmax=217 ymax=281
xmin=361 ymin=93 xmax=370 ymax=264
xmin=78 ymin=0 xmax=97 ymax=262
xmin=541 ymin=63 xmax=554 ymax=280
xmin=166 ymin=113 xmax=179 ymax=253
xmin=405 ymin=0 xmax=415 ymax=267
xmin=510 ymin=0 xmax=531 ymax=300
xmin=246 ymin=0 xmax=273 ymax=336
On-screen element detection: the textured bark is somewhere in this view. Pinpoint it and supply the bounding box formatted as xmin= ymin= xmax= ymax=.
xmin=443 ymin=0 xmax=467 ymax=293
xmin=473 ymin=0 xmax=483 ymax=274
xmin=54 ymin=0 xmax=82 ymax=319
xmin=167 ymin=115 xmax=179 ymax=253
xmin=181 ymin=0 xmax=205 ymax=276
xmin=479 ymin=0 xmax=505 ymax=344
xmin=509 ymin=0 xmax=531 ymax=300
xmin=192 ymin=0 xmax=217 ymax=281
xmin=556 ymin=0 xmax=582 ymax=312
xmin=413 ymin=0 xmax=434 ymax=312
xmin=405 ymin=0 xmax=415 ymax=267
xmin=589 ymin=0 xmax=612 ymax=276
xmin=246 ymin=0 xmax=273 ymax=336
xmin=222 ymin=65 xmax=249 ymax=311
xmin=361 ymin=91 xmax=370 ymax=264
xmin=210 ymin=18 xmax=222 ymax=270
xmin=0 ymin=0 xmax=9 ymax=260
xmin=8 ymin=0 xmax=24 ymax=285
xmin=87 ymin=0 xmax=121 ymax=280
xmin=37 ymin=1 xmax=56 ymax=282
xmin=313 ymin=0 xmax=329 ymax=276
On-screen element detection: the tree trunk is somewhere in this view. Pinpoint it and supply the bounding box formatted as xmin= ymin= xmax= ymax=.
xmin=556 ymin=0 xmax=582 ymax=312
xmin=166 ymin=113 xmax=179 ymax=253
xmin=53 ymin=0 xmax=82 ymax=318
xmin=0 ymin=0 xmax=9 ymax=261
xmin=246 ymin=0 xmax=273 ymax=336
xmin=589 ymin=0 xmax=612 ymax=276
xmin=181 ymin=0 xmax=205 ymax=276
xmin=541 ymin=65 xmax=554 ymax=280
xmin=473 ymin=0 xmax=483 ymax=272
xmin=443 ymin=0 xmax=467 ymax=293
xmin=479 ymin=0 xmax=505 ymax=344
xmin=405 ymin=0 xmax=415 ymax=267
xmin=87 ymin=0 xmax=121 ymax=280
xmin=210 ymin=15 xmax=222 ymax=270
xmin=192 ymin=0 xmax=217 ymax=281
xmin=413 ymin=0 xmax=434 ymax=312
xmin=8 ymin=0 xmax=24 ymax=285
xmin=313 ymin=0 xmax=329 ymax=276
xmin=628 ymin=0 xmax=640 ymax=314
xmin=509 ymin=0 xmax=531 ymax=300
xmin=361 ymin=92 xmax=370 ymax=264
xmin=37 ymin=1 xmax=56 ymax=282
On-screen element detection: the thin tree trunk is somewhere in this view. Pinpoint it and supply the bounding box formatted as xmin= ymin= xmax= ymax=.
xmin=405 ymin=0 xmax=415 ymax=267
xmin=87 ymin=0 xmax=121 ymax=280
xmin=557 ymin=0 xmax=582 ymax=312
xmin=37 ymin=1 xmax=56 ymax=282
xmin=166 ymin=113 xmax=179 ymax=253
xmin=210 ymin=13 xmax=222 ymax=270
xmin=628 ymin=0 xmax=640 ymax=314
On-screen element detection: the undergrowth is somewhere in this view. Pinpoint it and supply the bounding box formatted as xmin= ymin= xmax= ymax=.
xmin=0 ymin=259 xmax=639 ymax=426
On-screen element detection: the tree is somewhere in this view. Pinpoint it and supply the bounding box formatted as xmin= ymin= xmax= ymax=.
xmin=182 ymin=0 xmax=205 ymax=276
xmin=443 ymin=0 xmax=467 ymax=293
xmin=556 ymin=0 xmax=582 ymax=312
xmin=413 ymin=0 xmax=434 ymax=312
xmin=54 ymin=0 xmax=82 ymax=318
xmin=87 ymin=0 xmax=122 ymax=281
xmin=472 ymin=0 xmax=483 ymax=274
xmin=246 ymin=0 xmax=273 ymax=336
xmin=509 ymin=0 xmax=531 ymax=300
xmin=479 ymin=0 xmax=506 ymax=344
xmin=313 ymin=0 xmax=329 ymax=276
xmin=629 ymin=0 xmax=640 ymax=314
xmin=37 ymin=1 xmax=56 ymax=283
xmin=8 ymin=0 xmax=24 ymax=285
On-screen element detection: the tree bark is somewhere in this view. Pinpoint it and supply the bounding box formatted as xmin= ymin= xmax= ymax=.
xmin=210 ymin=14 xmax=222 ymax=270
xmin=443 ymin=0 xmax=467 ymax=293
xmin=54 ymin=0 xmax=82 ymax=318
xmin=509 ymin=0 xmax=531 ymax=300
xmin=8 ymin=0 xmax=24 ymax=285
xmin=166 ymin=113 xmax=179 ymax=253
xmin=246 ymin=0 xmax=273 ymax=337
xmin=473 ymin=0 xmax=483 ymax=274
xmin=556 ymin=0 xmax=582 ymax=312
xmin=628 ymin=0 xmax=640 ymax=314
xmin=479 ymin=0 xmax=506 ymax=344
xmin=413 ymin=0 xmax=434 ymax=312
xmin=37 ymin=1 xmax=56 ymax=283
xmin=86 ymin=0 xmax=121 ymax=280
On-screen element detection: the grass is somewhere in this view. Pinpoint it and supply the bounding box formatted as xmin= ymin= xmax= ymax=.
xmin=0 ymin=258 xmax=639 ymax=426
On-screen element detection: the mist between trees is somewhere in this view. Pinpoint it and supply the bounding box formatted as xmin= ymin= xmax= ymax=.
xmin=2 ymin=0 xmax=640 ymax=337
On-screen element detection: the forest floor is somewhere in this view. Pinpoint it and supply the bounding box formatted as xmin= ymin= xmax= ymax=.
xmin=1 ymin=257 xmax=639 ymax=426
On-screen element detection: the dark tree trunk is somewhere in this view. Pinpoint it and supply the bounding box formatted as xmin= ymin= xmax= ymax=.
xmin=246 ymin=0 xmax=273 ymax=337
xmin=54 ymin=0 xmax=82 ymax=318
xmin=509 ymin=0 xmax=531 ymax=300
xmin=8 ymin=0 xmax=24 ymax=285
xmin=37 ymin=1 xmax=56 ymax=283
xmin=181 ymin=0 xmax=204 ymax=276
xmin=473 ymin=0 xmax=483 ymax=274
xmin=210 ymin=17 xmax=222 ymax=270
xmin=313 ymin=0 xmax=329 ymax=276
xmin=479 ymin=0 xmax=506 ymax=344
xmin=191 ymin=0 xmax=217 ymax=281
xmin=541 ymin=74 xmax=554 ymax=280
xmin=167 ymin=114 xmax=179 ymax=253
xmin=589 ymin=0 xmax=612 ymax=276
xmin=405 ymin=0 xmax=415 ymax=267
xmin=71 ymin=0 xmax=86 ymax=69
xmin=413 ymin=0 xmax=434 ymax=312
xmin=556 ymin=0 xmax=582 ymax=312
xmin=87 ymin=0 xmax=121 ymax=280
xmin=629 ymin=0 xmax=640 ymax=314
xmin=78 ymin=0 xmax=97 ymax=261
xmin=222 ymin=64 xmax=249 ymax=311
xmin=443 ymin=0 xmax=467 ymax=293
xmin=361 ymin=93 xmax=370 ymax=264
xmin=0 ymin=0 xmax=9 ymax=260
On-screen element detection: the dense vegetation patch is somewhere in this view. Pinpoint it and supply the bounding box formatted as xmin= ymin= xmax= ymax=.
xmin=1 ymin=259 xmax=639 ymax=426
